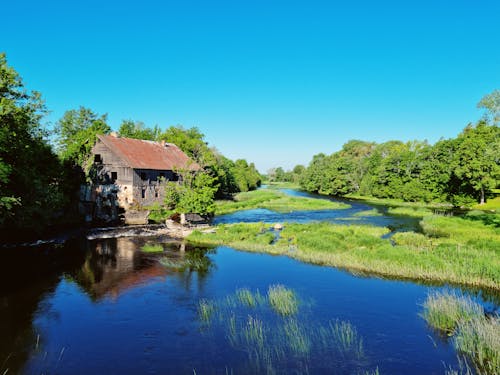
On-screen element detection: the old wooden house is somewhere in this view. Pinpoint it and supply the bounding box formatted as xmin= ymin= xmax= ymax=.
xmin=88 ymin=134 xmax=199 ymax=219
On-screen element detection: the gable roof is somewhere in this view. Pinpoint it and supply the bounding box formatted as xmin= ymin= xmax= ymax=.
xmin=96 ymin=134 xmax=200 ymax=171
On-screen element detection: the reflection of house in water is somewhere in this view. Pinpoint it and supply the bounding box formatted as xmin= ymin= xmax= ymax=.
xmin=74 ymin=238 xmax=213 ymax=300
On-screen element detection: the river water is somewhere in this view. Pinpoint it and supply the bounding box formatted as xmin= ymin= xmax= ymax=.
xmin=0 ymin=190 xmax=497 ymax=374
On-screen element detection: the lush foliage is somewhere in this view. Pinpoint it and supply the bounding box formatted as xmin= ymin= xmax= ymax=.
xmin=164 ymin=170 xmax=219 ymax=216
xmin=118 ymin=120 xmax=161 ymax=141
xmin=54 ymin=106 xmax=110 ymax=169
xmin=267 ymin=95 xmax=500 ymax=206
xmin=0 ymin=53 xmax=79 ymax=239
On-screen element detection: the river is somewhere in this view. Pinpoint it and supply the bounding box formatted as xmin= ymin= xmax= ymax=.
xmin=0 ymin=189 xmax=497 ymax=374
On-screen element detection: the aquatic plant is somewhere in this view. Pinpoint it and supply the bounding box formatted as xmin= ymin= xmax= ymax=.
xmin=454 ymin=316 xmax=500 ymax=374
xmin=352 ymin=209 xmax=382 ymax=217
xmin=319 ymin=319 xmax=364 ymax=358
xmin=267 ymin=284 xmax=298 ymax=316
xmin=283 ymin=319 xmax=311 ymax=356
xmin=197 ymin=299 xmax=215 ymax=323
xmin=243 ymin=315 xmax=266 ymax=348
xmin=421 ymin=291 xmax=483 ymax=333
xmin=141 ymin=244 xmax=164 ymax=253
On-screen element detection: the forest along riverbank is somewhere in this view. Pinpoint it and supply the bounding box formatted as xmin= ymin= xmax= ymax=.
xmin=189 ymin=188 xmax=500 ymax=291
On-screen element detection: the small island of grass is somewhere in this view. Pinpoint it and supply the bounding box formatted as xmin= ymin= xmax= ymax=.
xmin=215 ymin=189 xmax=350 ymax=215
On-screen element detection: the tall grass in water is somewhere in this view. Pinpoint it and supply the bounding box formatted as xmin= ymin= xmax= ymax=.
xmin=319 ymin=320 xmax=364 ymax=359
xmin=243 ymin=316 xmax=266 ymax=348
xmin=236 ymin=288 xmax=265 ymax=308
xmin=421 ymin=291 xmax=483 ymax=333
xmin=267 ymin=284 xmax=298 ymax=316
xmin=454 ymin=316 xmax=499 ymax=374
xmin=422 ymin=290 xmax=499 ymax=375
xmin=283 ymin=319 xmax=311 ymax=356
xmin=197 ymin=299 xmax=215 ymax=324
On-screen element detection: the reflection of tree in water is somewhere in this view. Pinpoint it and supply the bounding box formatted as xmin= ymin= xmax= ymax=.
xmin=70 ymin=237 xmax=216 ymax=301
xmin=0 ymin=240 xmax=87 ymax=374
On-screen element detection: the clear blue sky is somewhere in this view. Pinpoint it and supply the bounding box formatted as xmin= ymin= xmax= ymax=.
xmin=2 ymin=0 xmax=499 ymax=172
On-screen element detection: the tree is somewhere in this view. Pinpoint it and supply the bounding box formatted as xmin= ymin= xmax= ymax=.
xmin=0 ymin=53 xmax=74 ymax=237
xmin=164 ymin=170 xmax=219 ymax=216
xmin=160 ymin=126 xmax=215 ymax=167
xmin=54 ymin=106 xmax=110 ymax=169
xmin=118 ymin=120 xmax=161 ymax=140
xmin=478 ymin=89 xmax=500 ymax=125
xmin=453 ymin=121 xmax=500 ymax=205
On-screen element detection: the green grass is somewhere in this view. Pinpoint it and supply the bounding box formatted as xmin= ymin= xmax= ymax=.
xmin=216 ymin=188 xmax=350 ymax=215
xmin=198 ymin=299 xmax=215 ymax=323
xmin=387 ymin=206 xmax=434 ymax=217
xmin=353 ymin=209 xmax=382 ymax=217
xmin=421 ymin=291 xmax=499 ymax=375
xmin=455 ymin=316 xmax=500 ymax=374
xmin=267 ymin=284 xmax=299 ymax=316
xmin=140 ymin=244 xmax=164 ymax=253
xmin=344 ymin=193 xmax=452 ymax=210
xmin=196 ymin=286 xmax=370 ymax=373
xmin=266 ymin=181 xmax=301 ymax=189
xmin=421 ymin=291 xmax=483 ymax=333
xmin=189 ymin=214 xmax=500 ymax=289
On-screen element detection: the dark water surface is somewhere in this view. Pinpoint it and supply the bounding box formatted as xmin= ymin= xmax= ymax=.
xmin=0 ymin=190 xmax=497 ymax=374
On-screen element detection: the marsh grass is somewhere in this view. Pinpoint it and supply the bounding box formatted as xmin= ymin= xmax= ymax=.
xmin=353 ymin=209 xmax=382 ymax=217
xmin=141 ymin=244 xmax=164 ymax=253
xmin=267 ymin=285 xmax=298 ymax=316
xmin=189 ymin=215 xmax=500 ymax=290
xmin=422 ymin=291 xmax=499 ymax=375
xmin=387 ymin=206 xmax=433 ymax=217
xmin=454 ymin=316 xmax=500 ymax=374
xmin=421 ymin=291 xmax=483 ymax=333
xmin=198 ymin=299 xmax=215 ymax=324
xmin=216 ymin=189 xmax=349 ymax=215
xmin=197 ymin=286 xmax=371 ymax=374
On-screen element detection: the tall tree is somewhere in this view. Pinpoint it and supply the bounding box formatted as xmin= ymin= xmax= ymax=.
xmin=118 ymin=120 xmax=161 ymax=140
xmin=0 ymin=53 xmax=72 ymax=237
xmin=477 ymin=89 xmax=500 ymax=125
xmin=454 ymin=121 xmax=500 ymax=204
xmin=54 ymin=106 xmax=110 ymax=169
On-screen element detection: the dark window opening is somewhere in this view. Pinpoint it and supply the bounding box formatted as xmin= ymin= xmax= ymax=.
xmin=140 ymin=172 xmax=147 ymax=181
xmin=154 ymin=190 xmax=158 ymax=198
xmin=111 ymin=172 xmax=117 ymax=181
xmin=172 ymin=173 xmax=179 ymax=182
xmin=141 ymin=189 xmax=146 ymax=199
xmin=94 ymin=154 xmax=102 ymax=163
xmin=159 ymin=172 xmax=165 ymax=180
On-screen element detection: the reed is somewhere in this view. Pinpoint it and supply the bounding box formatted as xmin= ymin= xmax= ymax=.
xmin=198 ymin=299 xmax=215 ymax=323
xmin=267 ymin=285 xmax=299 ymax=316
xmin=454 ymin=316 xmax=500 ymax=374
xmin=421 ymin=291 xmax=484 ymax=333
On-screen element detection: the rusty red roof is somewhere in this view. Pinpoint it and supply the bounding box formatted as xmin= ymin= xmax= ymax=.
xmin=97 ymin=134 xmax=200 ymax=171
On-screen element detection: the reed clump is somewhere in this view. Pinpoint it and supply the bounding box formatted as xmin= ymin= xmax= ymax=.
xmin=267 ymin=284 xmax=299 ymax=316
xmin=422 ymin=291 xmax=499 ymax=375
xmin=198 ymin=299 xmax=215 ymax=323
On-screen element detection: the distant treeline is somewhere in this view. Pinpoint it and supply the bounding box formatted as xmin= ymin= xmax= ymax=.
xmin=0 ymin=53 xmax=260 ymax=240
xmin=271 ymin=94 xmax=500 ymax=206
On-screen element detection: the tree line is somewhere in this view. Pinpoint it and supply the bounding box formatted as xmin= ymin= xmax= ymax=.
xmin=272 ymin=92 xmax=500 ymax=206
xmin=0 ymin=53 xmax=260 ymax=241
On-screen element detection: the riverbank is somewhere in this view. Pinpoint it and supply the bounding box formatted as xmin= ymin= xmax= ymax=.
xmin=188 ymin=213 xmax=500 ymax=290
xmin=215 ymin=189 xmax=350 ymax=215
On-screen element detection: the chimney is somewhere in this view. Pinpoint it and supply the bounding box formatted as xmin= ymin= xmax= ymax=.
xmin=160 ymin=140 xmax=166 ymax=147
xmin=110 ymin=131 xmax=118 ymax=138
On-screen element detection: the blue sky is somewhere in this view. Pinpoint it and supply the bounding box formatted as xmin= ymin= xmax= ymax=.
xmin=2 ymin=0 xmax=499 ymax=172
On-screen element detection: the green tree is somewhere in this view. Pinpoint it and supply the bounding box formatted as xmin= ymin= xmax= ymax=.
xmin=165 ymin=170 xmax=219 ymax=216
xmin=478 ymin=89 xmax=500 ymax=125
xmin=0 ymin=53 xmax=74 ymax=237
xmin=118 ymin=120 xmax=161 ymax=140
xmin=54 ymin=106 xmax=110 ymax=169
xmin=453 ymin=121 xmax=500 ymax=205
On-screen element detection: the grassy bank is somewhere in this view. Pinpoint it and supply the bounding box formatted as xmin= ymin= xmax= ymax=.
xmin=188 ymin=214 xmax=500 ymax=290
xmin=215 ymin=189 xmax=350 ymax=215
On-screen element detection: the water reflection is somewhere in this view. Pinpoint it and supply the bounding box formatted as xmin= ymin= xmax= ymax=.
xmin=68 ymin=237 xmax=215 ymax=301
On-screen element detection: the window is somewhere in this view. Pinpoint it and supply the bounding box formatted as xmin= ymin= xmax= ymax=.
xmin=141 ymin=189 xmax=146 ymax=199
xmin=172 ymin=173 xmax=179 ymax=182
xmin=94 ymin=154 xmax=102 ymax=163
xmin=159 ymin=172 xmax=165 ymax=180
xmin=111 ymin=172 xmax=117 ymax=181
xmin=154 ymin=190 xmax=158 ymax=198
xmin=140 ymin=172 xmax=147 ymax=181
